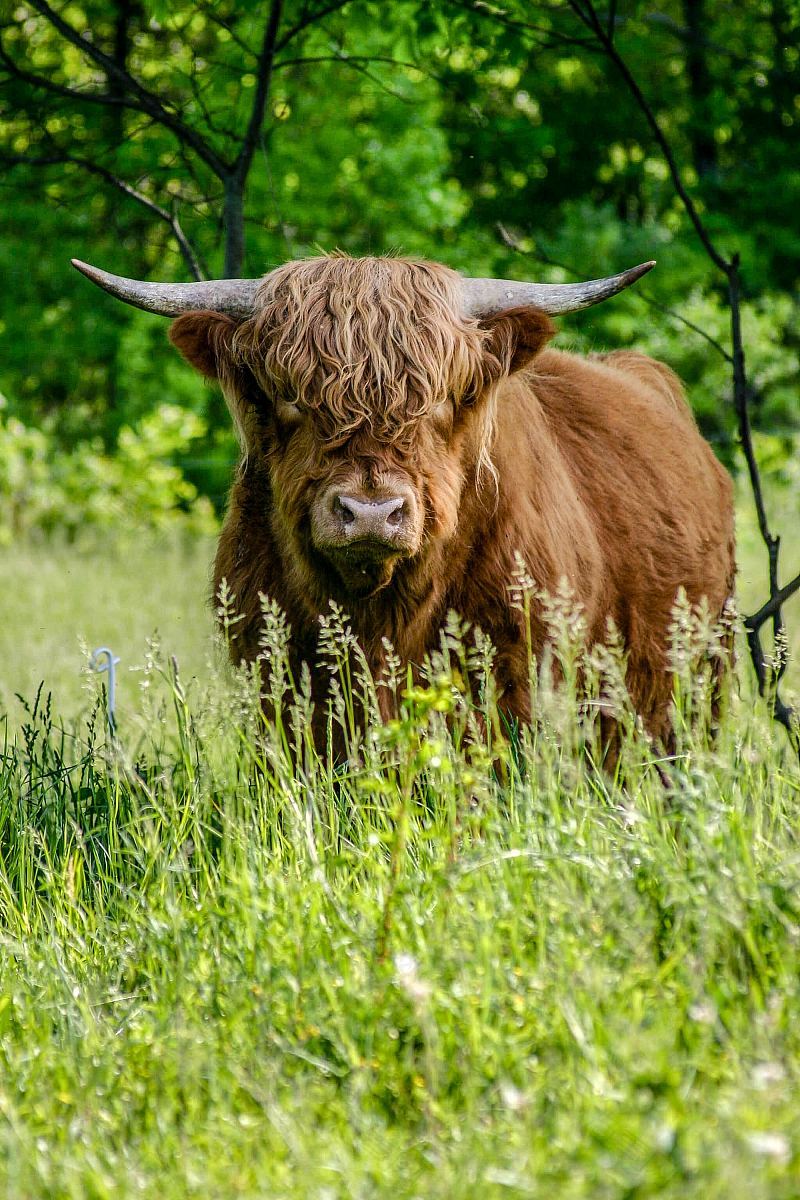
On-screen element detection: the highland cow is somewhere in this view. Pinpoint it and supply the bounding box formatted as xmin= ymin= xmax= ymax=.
xmin=72 ymin=253 xmax=735 ymax=747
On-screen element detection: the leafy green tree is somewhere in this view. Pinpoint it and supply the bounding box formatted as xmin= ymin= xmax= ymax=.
xmin=0 ymin=1 xmax=457 ymax=446
xmin=1 ymin=0 xmax=797 ymax=461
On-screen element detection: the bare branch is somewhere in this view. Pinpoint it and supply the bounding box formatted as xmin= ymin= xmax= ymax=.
xmin=565 ymin=0 xmax=729 ymax=273
xmin=275 ymin=53 xmax=432 ymax=76
xmin=195 ymin=6 xmax=260 ymax=62
xmin=0 ymin=39 xmax=129 ymax=107
xmin=497 ymin=223 xmax=734 ymax=364
xmin=275 ymin=51 xmax=420 ymax=102
xmin=3 ymin=150 xmax=205 ymax=280
xmin=25 ymin=0 xmax=229 ymax=178
xmin=746 ymin=571 xmax=800 ymax=634
xmin=446 ymin=0 xmax=597 ymax=50
xmin=558 ymin=0 xmax=800 ymax=748
xmin=275 ymin=0 xmax=351 ymax=51
xmin=233 ymin=0 xmax=284 ymax=183
xmin=186 ymin=55 xmax=240 ymax=142
xmin=725 ymin=255 xmax=772 ymax=553
xmin=745 ymin=620 xmax=798 ymax=739
xmin=274 ymin=50 xmax=444 ymax=96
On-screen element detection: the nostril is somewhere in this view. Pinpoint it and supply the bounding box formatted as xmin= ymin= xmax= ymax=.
xmin=332 ymin=495 xmax=356 ymax=525
xmin=385 ymin=501 xmax=405 ymax=528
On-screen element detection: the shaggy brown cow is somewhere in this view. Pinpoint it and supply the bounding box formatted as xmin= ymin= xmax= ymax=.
xmin=72 ymin=253 xmax=735 ymax=746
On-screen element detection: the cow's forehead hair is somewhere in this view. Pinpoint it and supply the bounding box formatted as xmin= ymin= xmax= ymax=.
xmin=229 ymin=254 xmax=491 ymax=440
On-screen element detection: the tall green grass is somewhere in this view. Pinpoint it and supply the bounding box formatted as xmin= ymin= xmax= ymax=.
xmin=0 ymin=554 xmax=799 ymax=1198
xmin=0 ymin=532 xmax=217 ymax=722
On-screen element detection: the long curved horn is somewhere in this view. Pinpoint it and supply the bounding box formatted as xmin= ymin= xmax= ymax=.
xmin=460 ymin=260 xmax=656 ymax=318
xmin=72 ymin=256 xmax=656 ymax=321
xmin=70 ymin=259 xmax=262 ymax=318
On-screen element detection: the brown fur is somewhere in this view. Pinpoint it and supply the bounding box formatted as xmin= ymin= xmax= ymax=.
xmin=169 ymin=255 xmax=735 ymax=747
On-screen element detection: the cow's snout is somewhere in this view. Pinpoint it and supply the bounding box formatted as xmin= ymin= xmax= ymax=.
xmin=331 ymin=494 xmax=408 ymax=542
xmin=310 ymin=481 xmax=422 ymax=592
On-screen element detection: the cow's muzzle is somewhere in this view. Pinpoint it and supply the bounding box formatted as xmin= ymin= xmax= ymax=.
xmin=331 ymin=493 xmax=408 ymax=543
xmin=311 ymin=482 xmax=421 ymax=595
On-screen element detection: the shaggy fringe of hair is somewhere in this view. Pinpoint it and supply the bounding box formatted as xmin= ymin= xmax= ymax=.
xmin=228 ymin=254 xmax=499 ymax=482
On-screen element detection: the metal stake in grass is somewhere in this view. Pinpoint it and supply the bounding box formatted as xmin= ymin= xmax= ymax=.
xmin=89 ymin=647 xmax=121 ymax=734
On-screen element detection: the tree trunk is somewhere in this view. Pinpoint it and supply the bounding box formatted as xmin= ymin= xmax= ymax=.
xmin=769 ymin=0 xmax=793 ymax=109
xmin=682 ymin=0 xmax=718 ymax=181
xmin=108 ymin=0 xmax=136 ymax=144
xmin=105 ymin=0 xmax=139 ymax=417
xmin=223 ymin=178 xmax=246 ymax=278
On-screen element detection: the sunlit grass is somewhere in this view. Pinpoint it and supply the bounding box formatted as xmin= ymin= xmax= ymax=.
xmin=0 ymin=498 xmax=799 ymax=1197
xmin=1 ymin=483 xmax=798 ymax=728
xmin=0 ymin=531 xmax=217 ymax=722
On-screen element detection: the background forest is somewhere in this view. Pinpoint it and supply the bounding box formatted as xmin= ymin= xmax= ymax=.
xmin=3 ymin=7 xmax=800 ymax=1198
xmin=2 ymin=0 xmax=798 ymax=528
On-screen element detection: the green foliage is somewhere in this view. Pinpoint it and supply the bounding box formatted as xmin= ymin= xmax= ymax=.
xmin=0 ymin=577 xmax=799 ymax=1196
xmin=1 ymin=0 xmax=798 ymax=483
xmin=0 ymin=397 xmax=217 ymax=541
xmin=2 ymin=3 xmax=800 ymax=1186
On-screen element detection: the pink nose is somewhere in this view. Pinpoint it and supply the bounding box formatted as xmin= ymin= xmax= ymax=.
xmin=332 ymin=494 xmax=408 ymax=542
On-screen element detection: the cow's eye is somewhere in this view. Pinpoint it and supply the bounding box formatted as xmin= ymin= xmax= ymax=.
xmin=275 ymin=399 xmax=304 ymax=427
xmin=433 ymin=397 xmax=454 ymax=427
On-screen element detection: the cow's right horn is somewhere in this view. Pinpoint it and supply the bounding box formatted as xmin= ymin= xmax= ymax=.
xmin=460 ymin=260 xmax=656 ymax=318
xmin=71 ymin=259 xmax=261 ymax=318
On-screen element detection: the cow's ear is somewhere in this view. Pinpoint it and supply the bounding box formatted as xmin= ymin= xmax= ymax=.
xmin=169 ymin=311 xmax=239 ymax=380
xmin=481 ymin=306 xmax=555 ymax=377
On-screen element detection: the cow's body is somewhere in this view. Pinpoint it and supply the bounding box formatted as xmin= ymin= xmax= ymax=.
xmin=199 ymin=260 xmax=734 ymax=747
xmin=72 ymin=248 xmax=735 ymax=746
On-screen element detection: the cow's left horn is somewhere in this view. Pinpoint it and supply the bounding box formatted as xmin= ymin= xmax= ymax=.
xmin=460 ymin=260 xmax=656 ymax=318
xmin=70 ymin=260 xmax=262 ymax=318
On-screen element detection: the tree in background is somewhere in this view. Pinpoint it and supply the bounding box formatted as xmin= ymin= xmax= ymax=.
xmin=3 ymin=0 xmax=369 ymax=279
xmin=2 ymin=1 xmax=797 ymax=447
xmin=1 ymin=0 xmax=450 ymax=438
xmin=438 ymin=0 xmax=799 ymax=732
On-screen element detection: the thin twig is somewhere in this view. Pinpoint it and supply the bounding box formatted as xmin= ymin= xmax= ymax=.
xmin=275 ymin=52 xmax=436 ymax=79
xmin=3 ymin=150 xmax=205 ymax=280
xmin=25 ymin=0 xmax=229 ymax=177
xmin=562 ymin=0 xmax=798 ymax=746
xmin=274 ymin=0 xmax=351 ymax=52
xmin=497 ymin=223 xmax=734 ymax=364
xmin=0 ymin=40 xmax=128 ymax=107
xmin=447 ymin=0 xmax=597 ymax=49
xmin=566 ymin=0 xmax=728 ymax=273
xmin=198 ymin=7 xmax=260 ymax=62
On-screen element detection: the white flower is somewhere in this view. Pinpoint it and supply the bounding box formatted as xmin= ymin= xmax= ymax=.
xmin=752 ymin=1062 xmax=786 ymax=1090
xmin=499 ymin=1082 xmax=527 ymax=1112
xmin=746 ymin=1132 xmax=790 ymax=1163
xmin=393 ymin=953 xmax=431 ymax=1003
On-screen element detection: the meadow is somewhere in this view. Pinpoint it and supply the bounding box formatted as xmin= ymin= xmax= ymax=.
xmin=3 ymin=0 xmax=800 ymax=1190
xmin=0 ymin=490 xmax=798 ymax=1199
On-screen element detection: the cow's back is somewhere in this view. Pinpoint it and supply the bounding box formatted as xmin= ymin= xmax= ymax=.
xmin=486 ymin=347 xmax=735 ymax=739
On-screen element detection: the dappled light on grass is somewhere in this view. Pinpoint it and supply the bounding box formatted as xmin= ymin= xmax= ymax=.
xmin=0 ymin=592 xmax=799 ymax=1197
